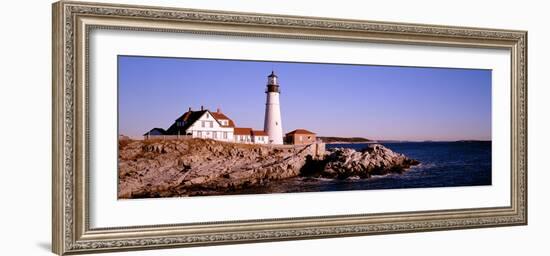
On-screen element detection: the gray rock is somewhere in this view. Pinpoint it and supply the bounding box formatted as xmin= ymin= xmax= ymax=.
xmin=320 ymin=144 xmax=419 ymax=178
xmin=118 ymin=139 xmax=418 ymax=198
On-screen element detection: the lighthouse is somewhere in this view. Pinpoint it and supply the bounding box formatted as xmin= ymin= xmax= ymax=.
xmin=264 ymin=71 xmax=284 ymax=144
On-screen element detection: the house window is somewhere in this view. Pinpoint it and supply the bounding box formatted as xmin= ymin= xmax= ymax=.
xmin=213 ymin=131 xmax=217 ymax=139
xmin=223 ymin=132 xmax=228 ymax=139
xmin=209 ymin=121 xmax=213 ymax=128
xmin=197 ymin=131 xmax=202 ymax=137
xmin=201 ymin=121 xmax=205 ymax=127
xmin=300 ymin=136 xmax=303 ymax=142
xmin=206 ymin=113 xmax=210 ymax=118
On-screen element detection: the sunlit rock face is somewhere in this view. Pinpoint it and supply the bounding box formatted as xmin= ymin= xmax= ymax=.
xmin=118 ymin=139 xmax=418 ymax=198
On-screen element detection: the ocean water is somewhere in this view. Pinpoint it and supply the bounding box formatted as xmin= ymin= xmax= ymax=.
xmin=234 ymin=141 xmax=492 ymax=194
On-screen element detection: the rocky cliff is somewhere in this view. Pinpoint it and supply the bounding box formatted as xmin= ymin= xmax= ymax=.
xmin=118 ymin=139 xmax=418 ymax=198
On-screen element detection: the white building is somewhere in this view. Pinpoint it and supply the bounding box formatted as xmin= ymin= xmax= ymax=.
xmin=154 ymin=106 xmax=234 ymax=142
xmin=264 ymin=71 xmax=284 ymax=145
xmin=234 ymin=128 xmax=269 ymax=144
xmin=252 ymin=130 xmax=269 ymax=144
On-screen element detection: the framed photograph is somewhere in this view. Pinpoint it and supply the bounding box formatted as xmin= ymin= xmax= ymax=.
xmin=52 ymin=1 xmax=527 ymax=255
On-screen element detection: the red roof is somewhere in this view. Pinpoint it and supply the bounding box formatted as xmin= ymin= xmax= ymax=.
xmin=234 ymin=127 xmax=253 ymax=135
xmin=174 ymin=108 xmax=235 ymax=127
xmin=211 ymin=111 xmax=236 ymax=127
xmin=286 ymin=129 xmax=316 ymax=135
xmin=234 ymin=128 xmax=268 ymax=136
xmin=252 ymin=130 xmax=268 ymax=136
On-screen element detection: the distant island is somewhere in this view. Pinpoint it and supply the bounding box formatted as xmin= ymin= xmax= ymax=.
xmin=318 ymin=136 xmax=370 ymax=144
xmin=454 ymin=140 xmax=492 ymax=143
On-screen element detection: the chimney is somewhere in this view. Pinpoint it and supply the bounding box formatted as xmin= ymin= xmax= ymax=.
xmin=217 ymin=107 xmax=221 ymax=113
xmin=188 ymin=107 xmax=192 ymax=112
xmin=201 ymin=105 xmax=204 ymax=111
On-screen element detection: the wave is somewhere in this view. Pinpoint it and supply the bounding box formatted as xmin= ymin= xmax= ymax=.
xmin=410 ymin=162 xmax=437 ymax=169
xmin=299 ymin=177 xmax=335 ymax=182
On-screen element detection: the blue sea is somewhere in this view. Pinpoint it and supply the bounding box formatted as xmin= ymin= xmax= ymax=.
xmin=238 ymin=141 xmax=492 ymax=194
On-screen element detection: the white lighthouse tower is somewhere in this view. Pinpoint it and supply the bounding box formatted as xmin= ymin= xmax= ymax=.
xmin=264 ymin=71 xmax=284 ymax=144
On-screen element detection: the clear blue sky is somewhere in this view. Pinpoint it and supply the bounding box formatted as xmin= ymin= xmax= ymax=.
xmin=118 ymin=56 xmax=491 ymax=141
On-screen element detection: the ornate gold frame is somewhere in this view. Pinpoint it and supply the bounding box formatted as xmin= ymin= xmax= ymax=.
xmin=52 ymin=1 xmax=527 ymax=255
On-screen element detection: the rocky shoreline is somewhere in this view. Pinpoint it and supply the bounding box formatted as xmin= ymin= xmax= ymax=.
xmin=118 ymin=138 xmax=419 ymax=198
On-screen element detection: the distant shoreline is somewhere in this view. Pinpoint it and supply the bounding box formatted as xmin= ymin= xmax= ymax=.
xmin=325 ymin=140 xmax=492 ymax=145
xmin=325 ymin=141 xmax=377 ymax=145
xmin=318 ymin=136 xmax=370 ymax=144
